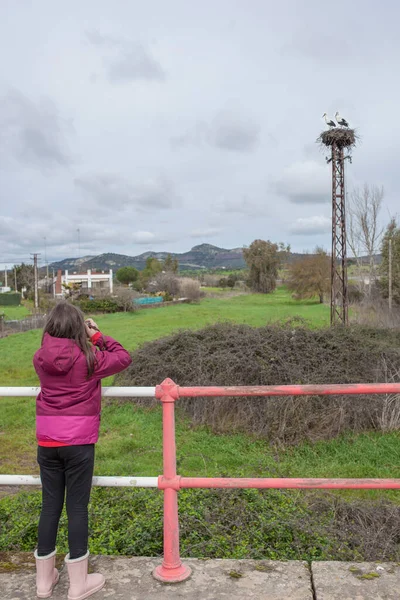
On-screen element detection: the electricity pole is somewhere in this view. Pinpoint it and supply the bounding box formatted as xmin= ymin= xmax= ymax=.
xmin=4 ymin=266 xmax=7 ymax=288
xmin=31 ymin=253 xmax=40 ymax=311
xmin=14 ymin=267 xmax=17 ymax=292
xmin=77 ymin=228 xmax=81 ymax=259
xmin=44 ymin=236 xmax=49 ymax=280
xmin=389 ymin=238 xmax=392 ymax=312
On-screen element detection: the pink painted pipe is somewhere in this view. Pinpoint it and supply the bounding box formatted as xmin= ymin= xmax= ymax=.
xmin=178 ymin=383 xmax=400 ymax=397
xmin=179 ymin=477 xmax=400 ymax=490
xmin=152 ymin=379 xmax=192 ymax=584
xmin=152 ymin=378 xmax=400 ymax=585
xmin=157 ymin=476 xmax=400 ymax=490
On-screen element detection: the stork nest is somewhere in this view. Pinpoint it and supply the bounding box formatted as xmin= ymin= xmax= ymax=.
xmin=317 ymin=128 xmax=357 ymax=149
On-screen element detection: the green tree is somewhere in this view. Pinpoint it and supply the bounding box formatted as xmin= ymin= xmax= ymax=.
xmin=287 ymin=247 xmax=330 ymax=303
xmin=14 ymin=263 xmax=35 ymax=294
xmin=163 ymin=254 xmax=179 ymax=273
xmin=380 ymin=218 xmax=400 ymax=305
xmin=116 ymin=266 xmax=139 ymax=285
xmin=139 ymin=257 xmax=163 ymax=289
xmin=243 ymin=239 xmax=282 ymax=293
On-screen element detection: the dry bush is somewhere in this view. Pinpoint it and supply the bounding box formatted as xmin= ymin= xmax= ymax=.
xmin=147 ymin=272 xmax=180 ymax=297
xmin=116 ymin=323 xmax=400 ymax=444
xmin=311 ymin=494 xmax=400 ymax=561
xmin=202 ymin=274 xmax=220 ymax=287
xmin=112 ymin=286 xmax=139 ymax=312
xmin=351 ymin=299 xmax=400 ymax=329
xmin=179 ymin=278 xmax=202 ymax=301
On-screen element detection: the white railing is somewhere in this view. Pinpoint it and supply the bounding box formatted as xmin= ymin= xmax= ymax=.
xmin=0 ymin=386 xmax=156 ymax=397
xmin=0 ymin=386 xmax=157 ymax=488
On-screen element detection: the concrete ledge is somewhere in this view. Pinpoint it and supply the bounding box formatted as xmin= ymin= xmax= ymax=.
xmin=1 ymin=554 xmax=312 ymax=599
xmin=2 ymin=554 xmax=400 ymax=599
xmin=312 ymin=561 xmax=400 ymax=600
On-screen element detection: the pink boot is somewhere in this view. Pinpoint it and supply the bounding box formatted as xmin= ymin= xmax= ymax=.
xmin=65 ymin=552 xmax=105 ymax=600
xmin=34 ymin=549 xmax=60 ymax=598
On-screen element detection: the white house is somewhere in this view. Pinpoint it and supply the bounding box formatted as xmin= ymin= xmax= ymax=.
xmin=54 ymin=269 xmax=113 ymax=297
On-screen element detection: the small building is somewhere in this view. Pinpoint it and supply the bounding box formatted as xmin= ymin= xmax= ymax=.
xmin=54 ymin=269 xmax=113 ymax=297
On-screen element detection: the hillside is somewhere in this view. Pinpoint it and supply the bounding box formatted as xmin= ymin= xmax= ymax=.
xmin=48 ymin=244 xmax=246 ymax=272
xmin=47 ymin=244 xmax=383 ymax=273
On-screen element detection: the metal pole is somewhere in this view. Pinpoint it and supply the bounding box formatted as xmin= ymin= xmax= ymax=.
xmin=153 ymin=378 xmax=191 ymax=583
xmin=340 ymin=146 xmax=349 ymax=325
xmin=330 ymin=144 xmax=336 ymax=326
xmin=33 ymin=254 xmax=39 ymax=310
xmin=389 ymin=238 xmax=392 ymax=312
xmin=4 ymin=266 xmax=7 ymax=288
xmin=0 ymin=475 xmax=158 ymax=488
xmin=330 ymin=143 xmax=348 ymax=325
xmin=14 ymin=267 xmax=17 ymax=292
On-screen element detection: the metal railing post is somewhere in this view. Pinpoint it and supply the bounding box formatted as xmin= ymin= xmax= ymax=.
xmin=153 ymin=378 xmax=191 ymax=583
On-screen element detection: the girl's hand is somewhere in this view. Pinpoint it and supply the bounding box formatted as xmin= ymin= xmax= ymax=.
xmin=85 ymin=318 xmax=100 ymax=338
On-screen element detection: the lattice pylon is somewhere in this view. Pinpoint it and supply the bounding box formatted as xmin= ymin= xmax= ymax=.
xmin=330 ymin=143 xmax=349 ymax=325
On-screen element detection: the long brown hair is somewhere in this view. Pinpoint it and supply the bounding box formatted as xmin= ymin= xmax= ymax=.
xmin=43 ymin=301 xmax=95 ymax=377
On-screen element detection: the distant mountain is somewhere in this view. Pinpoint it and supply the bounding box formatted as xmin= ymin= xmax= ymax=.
xmin=47 ymin=245 xmax=383 ymax=273
xmin=48 ymin=244 xmax=247 ymax=272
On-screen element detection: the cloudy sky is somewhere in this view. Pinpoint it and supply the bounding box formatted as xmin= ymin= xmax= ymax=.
xmin=1 ymin=0 xmax=399 ymax=269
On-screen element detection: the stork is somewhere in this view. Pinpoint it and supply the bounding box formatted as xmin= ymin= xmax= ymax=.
xmin=335 ymin=111 xmax=349 ymax=127
xmin=322 ymin=113 xmax=336 ymax=128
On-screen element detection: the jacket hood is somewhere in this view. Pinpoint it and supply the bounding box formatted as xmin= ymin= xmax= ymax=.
xmin=35 ymin=333 xmax=79 ymax=375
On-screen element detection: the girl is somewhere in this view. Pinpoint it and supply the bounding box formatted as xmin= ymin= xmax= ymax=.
xmin=33 ymin=301 xmax=132 ymax=599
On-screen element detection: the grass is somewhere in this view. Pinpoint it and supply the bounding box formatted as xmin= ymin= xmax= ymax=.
xmin=1 ymin=397 xmax=398 ymax=501
xmin=0 ymin=288 xmax=329 ymax=387
xmin=0 ymin=304 xmax=31 ymax=320
xmin=201 ymin=286 xmax=231 ymax=294
xmin=0 ymin=287 xmax=399 ymax=560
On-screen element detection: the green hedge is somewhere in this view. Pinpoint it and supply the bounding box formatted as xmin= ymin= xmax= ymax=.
xmin=75 ymin=297 xmax=135 ymax=314
xmin=0 ymin=292 xmax=21 ymax=306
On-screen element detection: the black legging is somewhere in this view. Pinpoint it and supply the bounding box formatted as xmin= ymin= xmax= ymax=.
xmin=37 ymin=444 xmax=95 ymax=559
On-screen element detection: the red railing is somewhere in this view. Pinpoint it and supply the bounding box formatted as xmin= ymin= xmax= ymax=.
xmin=153 ymin=378 xmax=400 ymax=583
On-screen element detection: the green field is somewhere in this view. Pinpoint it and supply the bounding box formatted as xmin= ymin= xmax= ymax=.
xmin=0 ymin=288 xmax=398 ymax=560
xmin=0 ymin=288 xmax=331 ymax=473
xmin=0 ymin=304 xmax=31 ymax=320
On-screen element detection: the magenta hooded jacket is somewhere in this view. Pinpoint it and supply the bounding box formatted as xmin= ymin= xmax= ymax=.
xmin=34 ymin=333 xmax=132 ymax=445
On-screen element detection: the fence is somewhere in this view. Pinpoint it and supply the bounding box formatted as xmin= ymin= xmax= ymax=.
xmin=0 ymin=314 xmax=47 ymax=334
xmin=1 ymin=379 xmax=400 ymax=583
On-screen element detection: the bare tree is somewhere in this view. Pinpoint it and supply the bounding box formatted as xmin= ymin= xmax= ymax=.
xmin=347 ymin=184 xmax=384 ymax=294
xmin=287 ymin=247 xmax=330 ymax=303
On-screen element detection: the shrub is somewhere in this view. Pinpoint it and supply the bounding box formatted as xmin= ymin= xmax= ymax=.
xmin=202 ymin=274 xmax=220 ymax=287
xmin=75 ymin=294 xmax=137 ymax=314
xmin=179 ymin=278 xmax=202 ymax=301
xmin=147 ymin=272 xmax=180 ymax=297
xmin=0 ymin=292 xmax=21 ymax=306
xmin=116 ymin=323 xmax=400 ymax=443
xmin=2 ymin=488 xmax=400 ymax=561
xmin=348 ymin=284 xmax=364 ymax=304
xmin=112 ymin=287 xmax=139 ymax=312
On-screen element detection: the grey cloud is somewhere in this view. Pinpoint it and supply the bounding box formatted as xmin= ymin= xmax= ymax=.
xmin=281 ymin=31 xmax=352 ymax=64
xmin=289 ymin=216 xmax=331 ymax=236
xmin=190 ymin=227 xmax=222 ymax=238
xmin=171 ymin=112 xmax=260 ymax=153
xmin=0 ymin=213 xmax=168 ymax=261
xmin=208 ymin=111 xmax=260 ymax=152
xmin=216 ymin=196 xmax=265 ymax=217
xmin=274 ymin=160 xmax=330 ymax=204
xmin=0 ymin=91 xmax=72 ymax=169
xmin=74 ymin=173 xmax=179 ymax=211
xmin=170 ymin=122 xmax=208 ymax=149
xmin=86 ymin=30 xmax=165 ymax=83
